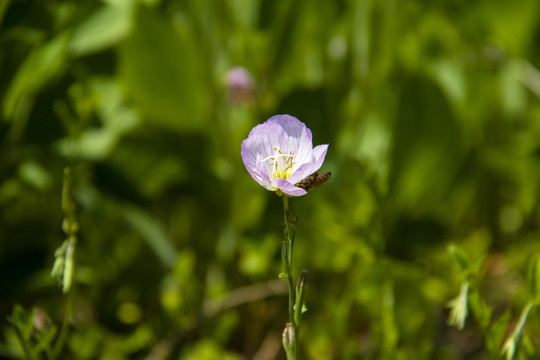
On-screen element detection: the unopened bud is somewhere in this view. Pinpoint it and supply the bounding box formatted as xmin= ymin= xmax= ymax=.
xmin=296 ymin=270 xmax=309 ymax=294
xmin=225 ymin=67 xmax=255 ymax=104
xmin=282 ymin=322 xmax=295 ymax=359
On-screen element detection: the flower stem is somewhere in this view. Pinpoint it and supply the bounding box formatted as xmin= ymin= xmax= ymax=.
xmin=282 ymin=196 xmax=300 ymax=359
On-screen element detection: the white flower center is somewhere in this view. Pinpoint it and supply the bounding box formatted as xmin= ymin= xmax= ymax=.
xmin=263 ymin=147 xmax=296 ymax=179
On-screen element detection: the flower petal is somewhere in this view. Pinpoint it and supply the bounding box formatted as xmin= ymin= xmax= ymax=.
xmin=273 ymin=178 xmax=308 ymax=197
xmin=287 ymin=144 xmax=329 ymax=184
xmin=243 ymin=121 xmax=286 ymax=160
xmin=255 ymin=157 xmax=275 ymax=191
xmin=267 ymin=115 xmax=311 ymax=144
xmin=241 ymin=122 xmax=286 ymax=185
xmin=268 ymin=115 xmax=313 ymax=160
xmin=241 ymin=139 xmax=258 ymax=171
xmin=241 ymin=140 xmax=274 ymax=190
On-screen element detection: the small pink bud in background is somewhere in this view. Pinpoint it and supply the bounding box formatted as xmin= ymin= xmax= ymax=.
xmin=226 ymin=66 xmax=255 ymax=104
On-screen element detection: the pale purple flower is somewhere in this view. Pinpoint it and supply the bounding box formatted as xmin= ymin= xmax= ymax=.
xmin=226 ymin=66 xmax=255 ymax=104
xmin=241 ymin=115 xmax=328 ymax=197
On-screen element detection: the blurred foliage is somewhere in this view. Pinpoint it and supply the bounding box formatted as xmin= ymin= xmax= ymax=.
xmin=2 ymin=0 xmax=540 ymax=359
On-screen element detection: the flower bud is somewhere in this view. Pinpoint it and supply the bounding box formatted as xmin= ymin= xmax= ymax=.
xmin=282 ymin=322 xmax=295 ymax=359
xmin=226 ymin=66 xmax=255 ymax=104
xmin=296 ymin=270 xmax=309 ymax=294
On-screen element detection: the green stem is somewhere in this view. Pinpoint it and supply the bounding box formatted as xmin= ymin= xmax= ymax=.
xmin=282 ymin=196 xmax=300 ymax=359
xmin=12 ymin=326 xmax=35 ymax=360
xmin=52 ymin=288 xmax=74 ymax=358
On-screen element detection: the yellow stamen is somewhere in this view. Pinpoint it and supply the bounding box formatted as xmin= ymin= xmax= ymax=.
xmin=263 ymin=147 xmax=296 ymax=179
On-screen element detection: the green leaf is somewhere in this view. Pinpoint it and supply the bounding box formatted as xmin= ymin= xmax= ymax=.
xmin=468 ymin=289 xmax=492 ymax=331
xmin=56 ymin=78 xmax=141 ymax=160
xmin=33 ymin=327 xmax=57 ymax=356
xmin=501 ymin=302 xmax=534 ymax=360
xmin=7 ymin=305 xmax=34 ymax=341
xmin=68 ymin=1 xmax=134 ymax=57
xmin=448 ymin=243 xmax=470 ymax=272
xmin=7 ymin=305 xmax=36 ymax=360
xmin=118 ymin=6 xmax=209 ymax=132
xmin=485 ymin=310 xmax=511 ymax=357
xmin=528 ymin=255 xmax=540 ymax=301
xmin=3 ymin=31 xmax=69 ymax=121
xmin=447 ymin=281 xmax=469 ymax=330
xmin=120 ymin=204 xmax=178 ymax=269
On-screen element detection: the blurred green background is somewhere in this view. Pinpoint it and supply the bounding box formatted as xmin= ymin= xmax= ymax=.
xmin=2 ymin=0 xmax=540 ymax=359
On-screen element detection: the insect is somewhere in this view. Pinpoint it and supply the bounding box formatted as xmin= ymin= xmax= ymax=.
xmin=294 ymin=171 xmax=331 ymax=191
